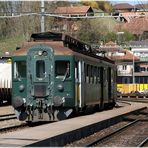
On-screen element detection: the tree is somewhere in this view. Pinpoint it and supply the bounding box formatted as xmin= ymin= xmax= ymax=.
xmin=105 ymin=32 xmax=116 ymax=42
xmin=80 ymin=1 xmax=99 ymax=9
xmin=96 ymin=1 xmax=113 ymax=13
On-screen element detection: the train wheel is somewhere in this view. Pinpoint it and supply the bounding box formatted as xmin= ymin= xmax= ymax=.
xmin=54 ymin=109 xmax=73 ymax=121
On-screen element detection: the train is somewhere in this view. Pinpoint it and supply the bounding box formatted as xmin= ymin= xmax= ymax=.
xmin=12 ymin=32 xmax=116 ymax=122
xmin=117 ymin=74 xmax=148 ymax=95
xmin=0 ymin=58 xmax=12 ymax=105
xmin=117 ymin=83 xmax=148 ymax=94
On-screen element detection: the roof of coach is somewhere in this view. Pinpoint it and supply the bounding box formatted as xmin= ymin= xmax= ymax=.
xmin=12 ymin=32 xmax=114 ymax=64
xmin=12 ymin=41 xmax=74 ymax=56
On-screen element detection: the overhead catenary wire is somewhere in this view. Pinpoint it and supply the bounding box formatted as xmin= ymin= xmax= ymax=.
xmin=0 ymin=12 xmax=147 ymax=19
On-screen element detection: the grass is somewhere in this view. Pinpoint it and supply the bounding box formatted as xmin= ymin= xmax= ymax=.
xmin=0 ymin=36 xmax=26 ymax=57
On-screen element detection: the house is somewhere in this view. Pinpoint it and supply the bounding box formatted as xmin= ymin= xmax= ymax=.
xmin=113 ymin=3 xmax=148 ymax=23
xmin=98 ymin=41 xmax=124 ymax=57
xmin=123 ymin=17 xmax=148 ymax=37
xmin=113 ymin=3 xmax=135 ymax=12
xmin=54 ymin=6 xmax=94 ymax=17
xmin=52 ymin=6 xmax=94 ymax=33
xmin=113 ymin=40 xmax=148 ymax=94
xmin=118 ymin=11 xmax=148 ymax=23
xmin=99 ymin=41 xmax=139 ymax=78
xmin=99 ymin=41 xmax=140 ymax=93
xmin=135 ymin=4 xmax=148 ymax=11
xmin=129 ymin=40 xmax=148 ymax=73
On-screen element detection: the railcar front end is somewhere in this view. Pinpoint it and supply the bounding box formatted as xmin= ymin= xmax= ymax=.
xmin=12 ymin=44 xmax=75 ymax=121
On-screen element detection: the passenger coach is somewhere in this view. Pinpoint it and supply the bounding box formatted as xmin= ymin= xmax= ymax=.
xmin=12 ymin=32 xmax=116 ymax=122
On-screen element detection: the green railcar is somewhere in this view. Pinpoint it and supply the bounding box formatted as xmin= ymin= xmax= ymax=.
xmin=12 ymin=32 xmax=116 ymax=122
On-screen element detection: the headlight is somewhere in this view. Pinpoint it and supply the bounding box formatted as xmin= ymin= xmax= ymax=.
xmin=19 ymin=85 xmax=25 ymax=92
xmin=38 ymin=50 xmax=42 ymax=56
xmin=57 ymin=84 xmax=64 ymax=92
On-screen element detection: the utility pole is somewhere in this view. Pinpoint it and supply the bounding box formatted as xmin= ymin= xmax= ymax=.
xmin=41 ymin=0 xmax=45 ymax=32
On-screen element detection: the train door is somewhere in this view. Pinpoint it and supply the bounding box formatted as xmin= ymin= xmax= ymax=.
xmin=27 ymin=45 xmax=54 ymax=106
xmin=100 ymin=67 xmax=104 ymax=108
xmin=100 ymin=67 xmax=109 ymax=108
xmin=75 ymin=60 xmax=85 ymax=108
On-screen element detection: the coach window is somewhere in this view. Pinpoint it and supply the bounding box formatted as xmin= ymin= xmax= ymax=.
xmin=86 ymin=64 xmax=90 ymax=83
xmin=90 ymin=66 xmax=94 ymax=84
xmin=93 ymin=67 xmax=97 ymax=84
xmin=36 ymin=60 xmax=45 ymax=78
xmin=55 ymin=61 xmax=70 ymax=78
xmin=97 ymin=67 xmax=100 ymax=83
xmin=14 ymin=61 xmax=26 ymax=79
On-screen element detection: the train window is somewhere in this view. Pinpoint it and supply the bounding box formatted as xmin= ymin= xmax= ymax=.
xmin=90 ymin=66 xmax=94 ymax=84
xmin=94 ymin=67 xmax=97 ymax=84
xmin=86 ymin=64 xmax=90 ymax=83
xmin=36 ymin=60 xmax=45 ymax=78
xmin=14 ymin=61 xmax=26 ymax=79
xmin=97 ymin=67 xmax=100 ymax=83
xmin=55 ymin=61 xmax=70 ymax=78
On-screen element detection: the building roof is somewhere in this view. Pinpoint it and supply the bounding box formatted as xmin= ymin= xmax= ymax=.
xmin=129 ymin=40 xmax=148 ymax=47
xmin=54 ymin=6 xmax=93 ymax=15
xmin=113 ymin=3 xmax=134 ymax=10
xmin=119 ymin=12 xmax=148 ymax=22
xmin=111 ymin=49 xmax=139 ymax=62
xmin=123 ymin=17 xmax=148 ymax=35
xmin=135 ymin=4 xmax=148 ymax=10
xmin=99 ymin=41 xmax=123 ymax=52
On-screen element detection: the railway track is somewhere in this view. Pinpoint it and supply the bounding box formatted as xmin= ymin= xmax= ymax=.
xmin=138 ymin=137 xmax=148 ymax=147
xmin=0 ymin=113 xmax=16 ymax=121
xmin=67 ymin=108 xmax=148 ymax=147
xmin=84 ymin=119 xmax=147 ymax=147
xmin=0 ymin=113 xmax=28 ymax=133
xmin=0 ymin=113 xmax=54 ymax=134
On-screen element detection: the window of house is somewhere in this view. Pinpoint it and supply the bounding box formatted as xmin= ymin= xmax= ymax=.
xmin=123 ymin=65 xmax=127 ymax=70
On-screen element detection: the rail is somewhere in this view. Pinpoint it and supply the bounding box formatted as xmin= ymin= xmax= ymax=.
xmin=0 ymin=114 xmax=16 ymax=121
xmin=137 ymin=137 xmax=148 ymax=147
xmin=84 ymin=119 xmax=139 ymax=147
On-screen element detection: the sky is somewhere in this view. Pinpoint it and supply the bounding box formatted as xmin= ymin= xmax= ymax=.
xmin=72 ymin=0 xmax=148 ymax=4
xmin=110 ymin=0 xmax=148 ymax=4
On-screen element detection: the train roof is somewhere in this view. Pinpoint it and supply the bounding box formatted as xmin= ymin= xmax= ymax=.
xmin=12 ymin=41 xmax=73 ymax=56
xmin=12 ymin=32 xmax=114 ymax=64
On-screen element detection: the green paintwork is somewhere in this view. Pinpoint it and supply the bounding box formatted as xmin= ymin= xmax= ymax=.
xmin=12 ymin=44 xmax=116 ymax=113
xmin=26 ymin=44 xmax=54 ymax=106
xmin=54 ymin=56 xmax=75 ymax=107
xmin=12 ymin=56 xmax=27 ymax=104
xmin=12 ymin=46 xmax=75 ymax=108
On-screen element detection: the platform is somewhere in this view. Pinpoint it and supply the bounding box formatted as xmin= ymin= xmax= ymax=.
xmin=0 ymin=102 xmax=147 ymax=146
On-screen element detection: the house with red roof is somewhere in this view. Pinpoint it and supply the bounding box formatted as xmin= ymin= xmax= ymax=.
xmin=51 ymin=6 xmax=94 ymax=33
xmin=113 ymin=3 xmax=135 ymax=12
xmin=123 ymin=17 xmax=148 ymax=38
xmin=54 ymin=6 xmax=94 ymax=17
